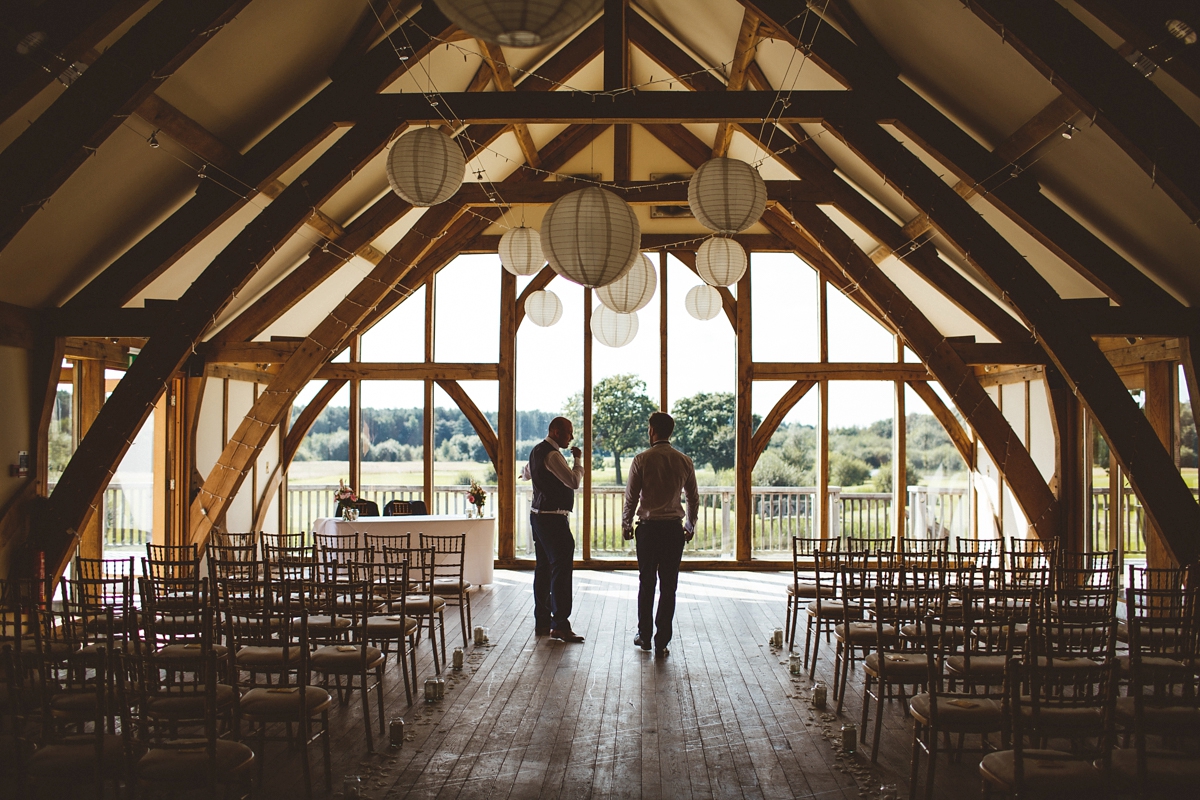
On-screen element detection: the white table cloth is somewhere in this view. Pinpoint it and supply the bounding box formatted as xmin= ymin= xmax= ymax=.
xmin=313 ymin=515 xmax=495 ymax=585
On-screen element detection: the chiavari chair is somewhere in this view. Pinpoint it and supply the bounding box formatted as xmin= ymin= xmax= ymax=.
xmin=421 ymin=532 xmax=473 ymax=648
xmin=785 ymin=536 xmax=837 ymax=651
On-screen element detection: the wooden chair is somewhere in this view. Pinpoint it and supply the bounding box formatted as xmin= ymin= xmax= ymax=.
xmin=260 ymin=531 xmax=307 ymax=551
xmin=834 ymin=553 xmax=897 ymax=709
xmin=785 ymin=536 xmax=837 ymax=651
xmin=64 ymin=573 xmax=134 ymax=662
xmin=350 ymin=498 xmax=380 ymax=517
xmin=421 ymin=532 xmax=473 ymax=649
xmin=844 ymin=534 xmax=895 ymax=554
xmin=367 ymin=553 xmax=417 ymax=705
xmin=383 ymin=499 xmax=413 ymax=516
xmin=804 ymin=547 xmax=846 ymax=676
xmin=213 ymin=530 xmax=259 ymax=552
xmin=314 ymin=530 xmax=359 ymax=554
xmin=385 ymin=545 xmax=447 ymax=674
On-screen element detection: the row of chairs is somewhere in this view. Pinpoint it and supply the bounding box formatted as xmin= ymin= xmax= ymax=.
xmin=342 ymin=498 xmax=428 ymax=517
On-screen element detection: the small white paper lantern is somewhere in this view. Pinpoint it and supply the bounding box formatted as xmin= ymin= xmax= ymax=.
xmin=433 ymin=0 xmax=603 ymax=47
xmin=590 ymin=304 xmax=638 ymax=348
xmin=524 ymin=289 xmax=563 ymax=327
xmin=685 ymin=285 xmax=723 ymax=321
xmin=688 ymin=157 xmax=767 ymax=234
xmin=386 ymin=127 xmax=465 ymax=206
xmin=499 ymin=226 xmax=544 ymax=276
xmin=696 ymin=237 xmax=747 ymax=287
xmin=540 ymin=187 xmax=641 ymax=288
xmin=596 ymin=253 xmax=655 ymax=313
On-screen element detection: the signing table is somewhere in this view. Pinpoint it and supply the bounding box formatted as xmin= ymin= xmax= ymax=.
xmin=313 ymin=515 xmax=495 ymax=586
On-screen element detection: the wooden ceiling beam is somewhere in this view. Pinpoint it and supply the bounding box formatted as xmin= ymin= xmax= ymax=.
xmin=437 ymin=379 xmax=499 ymax=466
xmin=62 ymin=4 xmax=454 ymax=311
xmin=605 ymin=0 xmax=631 ymax=179
xmin=713 ymin=8 xmax=761 ymax=157
xmin=750 ymin=380 xmax=815 ymax=465
xmin=1073 ymin=0 xmax=1200 ymax=102
xmin=747 ymin=0 xmax=1184 ymax=313
xmin=825 ymin=115 xmax=1197 ymax=563
xmin=451 ymin=179 xmax=826 ymax=205
xmin=319 ymin=363 xmax=500 ymax=381
xmin=0 ymin=0 xmax=252 ymax=253
xmin=906 ymin=381 xmax=974 ymax=470
xmin=785 ymin=198 xmax=1060 ymax=541
xmin=964 ymin=0 xmax=1200 ymax=224
xmin=478 ymin=41 xmax=542 ymax=168
xmin=752 ymin=363 xmax=931 ymax=381
xmin=0 ymin=300 xmax=39 ymax=349
xmin=40 ymin=109 xmax=400 ymax=581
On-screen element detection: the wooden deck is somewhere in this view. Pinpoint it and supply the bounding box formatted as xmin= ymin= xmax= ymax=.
xmin=253 ymin=570 xmax=980 ymax=800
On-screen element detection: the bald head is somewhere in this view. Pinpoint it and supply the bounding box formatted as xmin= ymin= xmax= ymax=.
xmin=548 ymin=416 xmax=574 ymax=449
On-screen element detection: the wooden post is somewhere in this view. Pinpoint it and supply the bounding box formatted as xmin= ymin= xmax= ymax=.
xmin=735 ymin=258 xmax=753 ymax=562
xmin=497 ymin=269 xmax=517 ymax=560
xmin=894 ymin=336 xmax=907 ymax=540
xmin=605 ymin=0 xmax=630 ymax=181
xmin=424 ymin=278 xmax=436 ymax=509
xmin=348 ymin=337 xmax=360 ymax=494
xmin=76 ymin=359 xmax=105 ymax=561
xmin=582 ymin=290 xmax=593 ymax=561
xmin=817 ymin=278 xmax=830 ymax=541
xmin=1144 ymin=361 xmax=1178 ymax=568
xmin=659 ymin=251 xmax=668 ymax=412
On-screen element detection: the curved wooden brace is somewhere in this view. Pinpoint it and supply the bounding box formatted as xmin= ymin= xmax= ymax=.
xmin=515 ymin=266 xmax=557 ymax=329
xmin=251 ymin=379 xmax=346 ymax=534
xmin=906 ymin=381 xmax=974 ymax=471
xmin=435 ymin=379 xmax=499 ymax=467
xmin=749 ymin=380 xmax=815 ymax=467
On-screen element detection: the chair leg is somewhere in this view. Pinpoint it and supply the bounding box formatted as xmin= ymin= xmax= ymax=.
xmin=861 ymin=673 xmax=872 ymax=741
xmin=300 ymin=715 xmax=313 ymax=800
xmin=360 ymin=668 xmax=374 ymax=753
xmin=321 ymin=712 xmax=332 ymax=792
xmin=871 ymin=681 xmax=885 ymax=763
xmin=465 ymin=591 xmax=472 ymax=633
xmin=924 ymin=726 xmax=939 ymax=800
xmin=437 ymin=610 xmax=447 ymax=663
xmin=788 ymin=599 xmax=799 ymax=651
xmin=784 ymin=599 xmax=793 ymax=649
xmin=805 ymin=616 xmax=818 ymax=675
xmin=409 ymin=633 xmax=419 ymax=693
xmin=458 ymin=599 xmax=469 ymax=649
xmin=909 ymin=723 xmax=923 ymax=800
xmin=376 ymin=663 xmax=386 ymax=736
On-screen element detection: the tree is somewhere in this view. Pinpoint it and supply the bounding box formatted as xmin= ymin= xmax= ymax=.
xmin=672 ymin=392 xmax=738 ymax=471
xmin=563 ymin=374 xmax=657 ymax=483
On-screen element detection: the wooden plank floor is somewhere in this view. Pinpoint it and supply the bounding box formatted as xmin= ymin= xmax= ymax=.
xmin=253 ymin=570 xmax=981 ymax=800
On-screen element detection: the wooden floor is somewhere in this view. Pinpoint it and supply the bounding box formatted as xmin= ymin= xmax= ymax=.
xmin=251 ymin=570 xmax=982 ymax=800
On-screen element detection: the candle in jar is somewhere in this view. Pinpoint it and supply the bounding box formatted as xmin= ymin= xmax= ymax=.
xmin=424 ymin=678 xmax=438 ymax=702
xmin=788 ymin=654 xmax=802 ymax=675
xmin=389 ymin=718 xmax=405 ymax=748
xmin=436 ymin=677 xmax=446 ymax=700
xmin=453 ymin=647 xmax=464 ymax=670
xmin=473 ymin=626 xmax=486 ymax=645
xmin=840 ymin=723 xmax=857 ymax=754
xmin=772 ymin=628 xmax=783 ymax=647
xmin=811 ymin=682 xmax=827 ymax=710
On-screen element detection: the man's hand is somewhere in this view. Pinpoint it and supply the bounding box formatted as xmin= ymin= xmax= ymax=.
xmin=683 ymin=524 xmax=695 ymax=542
xmin=570 ymin=446 xmax=582 ymax=460
xmin=622 ymin=527 xmax=634 ymax=541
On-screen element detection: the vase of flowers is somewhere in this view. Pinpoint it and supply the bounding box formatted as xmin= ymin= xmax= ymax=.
xmin=335 ymin=479 xmax=359 ymax=521
xmin=465 ymin=480 xmax=486 ymax=518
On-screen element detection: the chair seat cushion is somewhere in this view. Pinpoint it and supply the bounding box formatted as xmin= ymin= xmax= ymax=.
xmin=311 ymin=645 xmax=385 ymax=672
xmin=1116 ymin=654 xmax=1188 ymax=677
xmin=145 ymin=684 xmax=237 ymax=717
xmin=807 ymin=600 xmax=861 ymax=615
xmin=155 ymin=643 xmax=229 ymax=660
xmin=909 ymin=693 xmax=1003 ymax=732
xmin=239 ymin=686 xmax=331 ymax=719
xmin=137 ymin=738 xmax=255 ymax=784
xmin=979 ymin=749 xmax=1104 ymax=792
xmin=27 ymin=734 xmax=128 ymax=779
xmin=946 ymin=654 xmax=1008 ymax=677
xmin=154 ymin=613 xmax=202 ymax=634
xmin=433 ymin=578 xmax=471 ymax=593
xmin=835 ymin=622 xmax=897 ymax=643
xmin=788 ymin=582 xmax=836 ymax=599
xmin=864 ymin=651 xmax=926 ymax=679
xmin=366 ymin=615 xmax=418 ymax=637
xmin=901 ymin=624 xmax=965 ymax=643
xmin=1019 ymin=704 xmax=1103 ymax=735
xmin=1114 ymin=697 xmax=1200 ymax=731
xmin=307 ymin=615 xmax=353 ymax=631
xmin=235 ymin=645 xmax=303 ymax=667
xmin=405 ymin=596 xmax=447 ymax=613
xmin=50 ymin=690 xmax=100 ymax=715
xmin=21 ymin=640 xmax=77 ymax=659
xmin=1109 ymin=748 xmax=1200 ymax=788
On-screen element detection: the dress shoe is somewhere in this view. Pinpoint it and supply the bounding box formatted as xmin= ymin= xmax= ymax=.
xmin=655 ymin=646 xmax=669 ymax=658
xmin=550 ymin=629 xmax=585 ymax=643
xmin=633 ymin=635 xmax=651 ymax=651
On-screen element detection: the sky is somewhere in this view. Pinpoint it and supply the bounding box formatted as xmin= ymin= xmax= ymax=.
xmin=294 ymin=251 xmax=931 ymax=429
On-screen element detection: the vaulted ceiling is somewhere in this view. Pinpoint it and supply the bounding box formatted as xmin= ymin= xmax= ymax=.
xmin=4 ymin=0 xmax=1200 ymax=567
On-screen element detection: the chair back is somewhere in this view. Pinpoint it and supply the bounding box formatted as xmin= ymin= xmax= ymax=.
xmin=213 ymin=531 xmax=259 ymax=551
xmin=64 ymin=573 xmax=134 ymax=652
xmin=315 ymin=531 xmax=359 ymax=553
xmin=901 ymin=536 xmax=948 ymax=556
xmin=146 ymin=543 xmax=199 ymax=567
xmin=260 ymin=532 xmax=307 ymax=551
xmin=410 ymin=500 xmax=428 ymax=516
xmin=383 ymin=500 xmax=412 ymax=517
xmin=365 ymin=532 xmax=410 ymax=563
xmin=843 ymin=535 xmax=894 ymax=555
xmin=420 ymin=533 xmax=466 ymax=583
xmin=350 ymin=499 xmax=380 ymax=517
xmin=791 ymin=536 xmax=833 ymax=588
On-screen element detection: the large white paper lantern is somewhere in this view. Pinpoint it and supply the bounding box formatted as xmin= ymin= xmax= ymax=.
xmin=590 ymin=304 xmax=638 ymax=348
xmin=524 ymin=289 xmax=563 ymax=327
xmin=688 ymin=157 xmax=767 ymax=234
xmin=499 ymin=226 xmax=544 ymax=276
xmin=540 ymin=187 xmax=640 ymax=288
xmin=685 ymin=285 xmax=723 ymax=321
xmin=433 ymin=0 xmax=602 ymax=47
xmin=696 ymin=237 xmax=747 ymax=287
xmin=596 ymin=253 xmax=655 ymax=313
xmin=386 ymin=127 xmax=465 ymax=206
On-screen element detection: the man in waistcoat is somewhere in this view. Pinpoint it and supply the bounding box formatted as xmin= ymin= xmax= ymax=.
xmin=521 ymin=416 xmax=585 ymax=643
xmin=622 ymin=412 xmax=699 ymax=657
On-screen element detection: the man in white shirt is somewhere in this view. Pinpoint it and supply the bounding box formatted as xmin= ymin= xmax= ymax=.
xmin=621 ymin=412 xmax=699 ymax=657
xmin=521 ymin=417 xmax=585 ymax=642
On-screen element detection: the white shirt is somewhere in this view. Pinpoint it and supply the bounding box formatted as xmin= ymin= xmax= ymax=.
xmin=520 ymin=437 xmax=583 ymax=489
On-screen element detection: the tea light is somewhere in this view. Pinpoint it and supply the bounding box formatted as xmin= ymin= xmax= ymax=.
xmin=424 ymin=678 xmax=438 ymax=702
xmin=771 ymin=628 xmax=783 ymax=647
xmin=788 ymin=654 xmax=802 ymax=675
xmin=840 ymin=723 xmax=857 ymax=754
xmin=452 ymin=647 xmax=464 ymax=670
xmin=389 ymin=718 xmax=405 ymax=748
xmin=811 ymin=681 xmax=827 ymax=710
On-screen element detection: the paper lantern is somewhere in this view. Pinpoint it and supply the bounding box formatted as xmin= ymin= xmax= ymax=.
xmin=696 ymin=237 xmax=747 ymax=287
xmin=386 ymin=127 xmax=465 ymax=206
xmin=590 ymin=304 xmax=638 ymax=348
xmin=524 ymin=290 xmax=563 ymax=327
xmin=688 ymin=157 xmax=767 ymax=234
xmin=499 ymin=226 xmax=545 ymax=276
xmin=540 ymin=187 xmax=641 ymax=288
xmin=684 ymin=285 xmax=722 ymax=321
xmin=433 ymin=0 xmax=602 ymax=47
xmin=596 ymin=253 xmax=655 ymax=313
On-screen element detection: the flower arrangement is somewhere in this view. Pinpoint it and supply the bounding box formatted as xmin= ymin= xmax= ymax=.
xmin=465 ymin=480 xmax=486 ymax=517
xmin=335 ymin=479 xmax=358 ymax=520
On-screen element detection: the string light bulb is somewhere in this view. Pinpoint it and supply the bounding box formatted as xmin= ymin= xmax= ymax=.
xmin=147 ymin=130 xmax=160 ymax=148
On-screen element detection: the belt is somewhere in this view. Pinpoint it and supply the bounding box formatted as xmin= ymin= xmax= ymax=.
xmin=532 ymin=508 xmax=571 ymax=516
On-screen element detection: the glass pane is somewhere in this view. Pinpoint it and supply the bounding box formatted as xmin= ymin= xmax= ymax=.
xmin=48 ymin=374 xmax=74 ymax=489
xmin=752 ymin=253 xmax=818 ymax=362
xmin=359 ymin=381 xmax=424 ymax=514
xmin=107 ymin=405 xmax=153 ymax=555
xmin=827 ymin=381 xmax=894 ymax=544
xmin=288 ymin=382 xmax=350 ymax=535
xmin=361 ymin=284 xmax=424 ymax=362
xmin=432 ymin=383 xmax=497 ymax=522
xmin=750 ymin=384 xmax=818 ymax=557
xmin=904 ymin=384 xmax=969 ymax=541
xmin=435 ymin=254 xmax=500 ymax=362
xmin=826 ymin=287 xmax=894 ymax=362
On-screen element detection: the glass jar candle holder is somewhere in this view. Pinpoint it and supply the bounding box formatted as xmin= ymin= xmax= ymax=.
xmin=840 ymin=723 xmax=857 ymax=754
xmin=452 ymin=647 xmax=464 ymax=670
xmin=389 ymin=718 xmax=405 ymax=748
xmin=811 ymin=681 xmax=827 ymax=710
